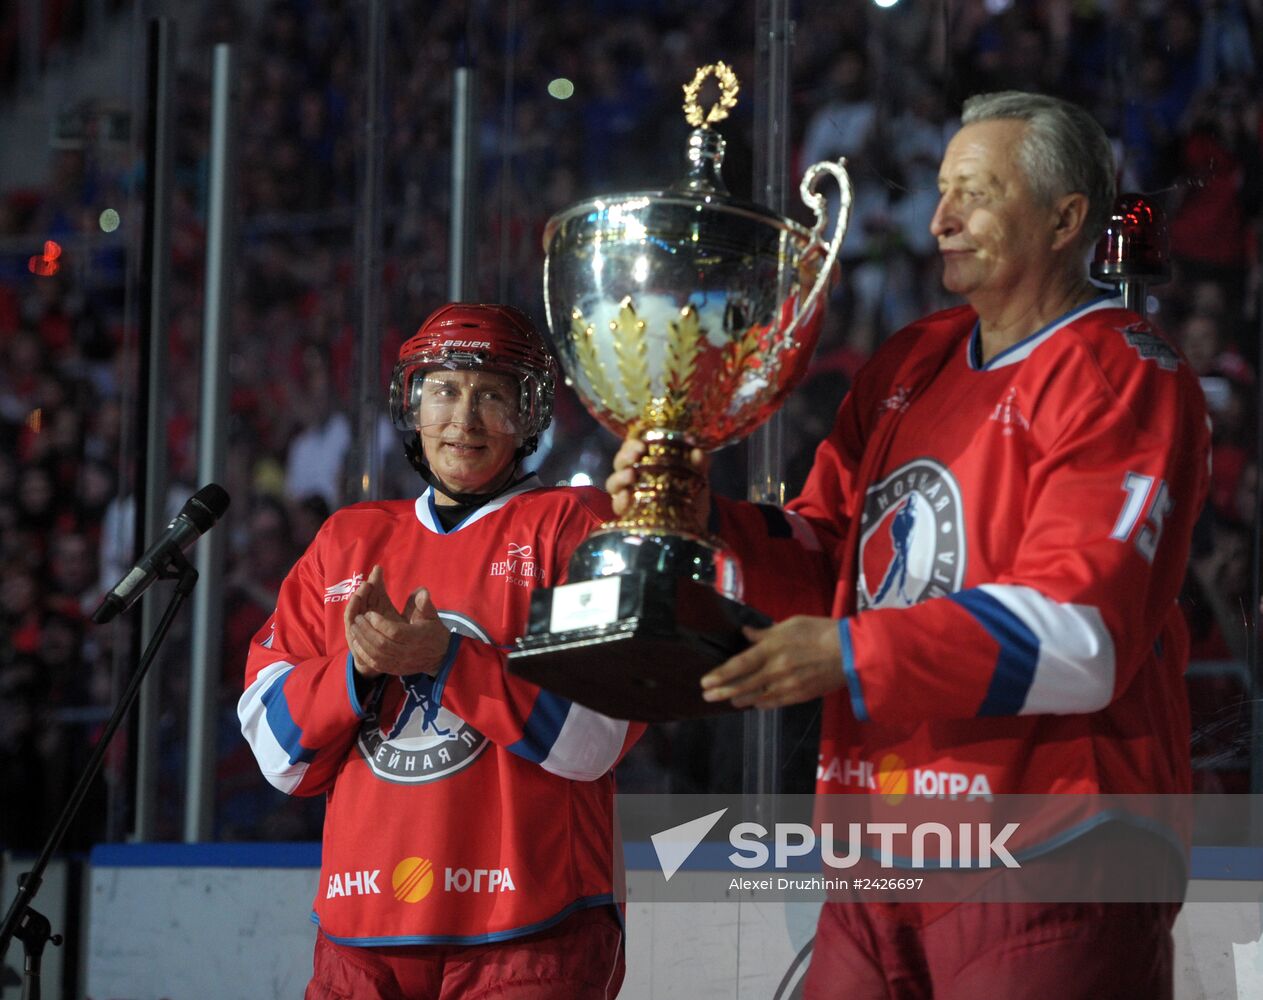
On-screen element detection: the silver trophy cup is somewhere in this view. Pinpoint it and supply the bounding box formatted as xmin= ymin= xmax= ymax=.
xmin=509 ymin=64 xmax=852 ymax=721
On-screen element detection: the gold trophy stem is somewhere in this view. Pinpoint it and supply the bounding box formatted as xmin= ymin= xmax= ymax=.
xmin=611 ymin=429 xmax=706 ymax=535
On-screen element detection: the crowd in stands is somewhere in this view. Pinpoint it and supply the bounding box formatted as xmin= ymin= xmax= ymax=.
xmin=0 ymin=0 xmax=1259 ymax=846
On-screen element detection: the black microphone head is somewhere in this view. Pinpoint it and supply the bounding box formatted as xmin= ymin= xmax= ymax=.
xmin=184 ymin=483 xmax=231 ymax=532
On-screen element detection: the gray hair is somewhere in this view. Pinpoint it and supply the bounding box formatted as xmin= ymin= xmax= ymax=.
xmin=961 ymin=91 xmax=1116 ymax=251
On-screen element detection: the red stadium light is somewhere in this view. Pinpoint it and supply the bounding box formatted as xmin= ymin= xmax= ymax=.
xmin=28 ymin=239 xmax=63 ymax=277
xmin=1091 ymin=194 xmax=1170 ymax=284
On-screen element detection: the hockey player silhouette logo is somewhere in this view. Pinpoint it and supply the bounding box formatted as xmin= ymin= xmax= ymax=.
xmin=385 ymin=676 xmax=459 ymax=742
xmin=871 ymin=493 xmax=919 ymax=605
xmin=357 ymin=610 xmax=490 ymax=783
xmin=858 ymin=460 xmax=966 ymax=610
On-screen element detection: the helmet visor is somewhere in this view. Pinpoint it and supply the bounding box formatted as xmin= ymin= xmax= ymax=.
xmin=411 ymin=369 xmax=526 ymax=437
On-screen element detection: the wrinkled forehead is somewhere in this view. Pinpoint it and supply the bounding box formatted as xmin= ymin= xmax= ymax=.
xmin=939 ymin=119 xmax=1026 ymax=187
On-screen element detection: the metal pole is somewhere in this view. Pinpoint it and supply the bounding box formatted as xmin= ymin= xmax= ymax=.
xmin=1120 ymin=282 xmax=1148 ymax=316
xmin=1250 ymin=241 xmax=1263 ymax=797
xmin=449 ymin=65 xmax=477 ymax=302
xmin=496 ymin=0 xmax=517 ymax=303
xmin=743 ymin=0 xmax=793 ymax=801
xmin=349 ymin=0 xmax=386 ymax=504
xmin=133 ymin=16 xmax=176 ymax=842
xmin=185 ymin=44 xmax=236 ymax=842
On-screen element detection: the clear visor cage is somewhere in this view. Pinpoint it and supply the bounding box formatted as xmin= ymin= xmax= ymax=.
xmin=389 ymin=350 xmax=547 ymax=440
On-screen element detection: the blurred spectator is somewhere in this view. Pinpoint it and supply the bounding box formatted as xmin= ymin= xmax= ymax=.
xmin=1175 ymin=306 xmax=1257 ymax=537
xmin=290 ymin=492 xmax=331 ymax=552
xmin=283 ymin=354 xmax=351 ymax=509
xmin=1157 ymin=4 xmax=1209 ymax=117
xmin=0 ymin=328 xmax=49 ymax=426
xmin=1200 ymin=0 xmax=1257 ymax=82
xmin=799 ymin=46 xmax=888 ymax=345
xmin=48 ymin=529 xmax=97 ymax=615
xmin=14 ymin=463 xmax=59 ymax=563
xmin=1168 ymin=81 xmax=1262 ymax=354
xmin=1178 ymin=309 xmax=1249 ymax=379
xmin=1186 ymin=516 xmax=1252 ymax=663
xmin=1121 ymin=51 xmax=1187 ymax=191
xmin=1 ymin=563 xmax=43 ymax=656
xmin=222 ymin=496 xmax=294 ymax=690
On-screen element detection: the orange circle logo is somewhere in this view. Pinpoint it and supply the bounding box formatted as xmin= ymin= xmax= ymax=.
xmin=392 ymin=857 xmax=435 ymax=903
xmin=875 ymin=753 xmax=907 ymax=804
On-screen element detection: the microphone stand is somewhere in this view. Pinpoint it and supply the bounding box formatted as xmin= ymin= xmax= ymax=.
xmin=0 ymin=548 xmax=199 ymax=1000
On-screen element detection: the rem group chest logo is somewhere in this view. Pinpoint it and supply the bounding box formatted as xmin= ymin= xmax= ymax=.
xmin=356 ymin=610 xmax=490 ymax=783
xmin=491 ymin=542 xmax=544 ymax=588
xmin=858 ymin=459 xmax=965 ymax=610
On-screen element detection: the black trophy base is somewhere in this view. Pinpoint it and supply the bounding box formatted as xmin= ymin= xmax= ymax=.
xmin=507 ymin=570 xmax=771 ymax=722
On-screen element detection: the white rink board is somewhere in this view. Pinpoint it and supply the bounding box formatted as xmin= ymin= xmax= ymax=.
xmin=83 ymin=845 xmax=1261 ymax=999
xmin=85 ymin=844 xmax=319 ymax=1000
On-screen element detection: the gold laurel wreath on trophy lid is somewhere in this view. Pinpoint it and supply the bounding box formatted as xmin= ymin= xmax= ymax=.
xmin=569 ymin=307 xmax=619 ymax=415
xmin=682 ymin=62 xmax=739 ymax=128
xmin=661 ymin=305 xmax=701 ymax=425
xmin=610 ymin=297 xmax=652 ymax=419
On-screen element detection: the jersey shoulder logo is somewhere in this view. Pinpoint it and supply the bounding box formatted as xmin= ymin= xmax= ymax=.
xmin=878 ymin=385 xmax=912 ymax=414
xmin=356 ymin=611 xmax=490 ymax=783
xmin=1118 ymin=321 xmax=1179 ymax=371
xmin=324 ymin=573 xmax=364 ymax=603
xmin=857 ymin=459 xmax=966 ymax=610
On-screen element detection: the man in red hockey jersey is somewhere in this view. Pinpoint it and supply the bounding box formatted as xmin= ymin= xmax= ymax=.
xmin=610 ymin=91 xmax=1210 ymax=997
xmin=241 ymin=303 xmax=640 ymax=999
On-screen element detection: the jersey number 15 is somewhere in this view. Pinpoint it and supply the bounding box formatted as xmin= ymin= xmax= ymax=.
xmin=1110 ymin=472 xmax=1173 ymax=564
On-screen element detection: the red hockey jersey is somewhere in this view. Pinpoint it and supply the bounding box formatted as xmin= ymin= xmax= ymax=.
xmin=239 ymin=478 xmax=644 ymax=945
xmin=721 ymin=297 xmax=1210 ymax=819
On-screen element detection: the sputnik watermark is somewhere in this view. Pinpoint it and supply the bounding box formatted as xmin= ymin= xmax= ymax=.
xmin=729 ymin=821 xmax=1021 ymax=870
xmin=649 ymin=813 xmax=1020 ymax=882
xmin=622 ymin=793 xmax=1202 ymax=903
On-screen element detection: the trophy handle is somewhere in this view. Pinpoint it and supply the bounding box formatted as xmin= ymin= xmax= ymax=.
xmin=778 ymin=158 xmax=854 ymax=350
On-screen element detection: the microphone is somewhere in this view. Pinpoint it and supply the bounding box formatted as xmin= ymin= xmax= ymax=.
xmin=92 ymin=484 xmax=231 ymax=624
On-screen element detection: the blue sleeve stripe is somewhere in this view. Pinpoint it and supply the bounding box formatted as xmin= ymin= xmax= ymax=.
xmin=506 ymin=689 xmax=574 ymax=764
xmin=837 ymin=619 xmax=869 ymax=722
xmin=344 ymin=653 xmax=366 ymax=716
xmin=260 ymin=669 xmax=317 ymax=766
xmin=950 ymin=588 xmax=1040 ymax=716
xmin=429 ymin=633 xmax=463 ymax=706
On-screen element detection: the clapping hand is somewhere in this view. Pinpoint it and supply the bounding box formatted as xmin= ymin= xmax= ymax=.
xmin=344 ymin=565 xmax=452 ymax=678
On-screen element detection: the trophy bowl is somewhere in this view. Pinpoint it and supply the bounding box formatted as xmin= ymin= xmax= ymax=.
xmin=508 ymin=64 xmax=852 ymax=721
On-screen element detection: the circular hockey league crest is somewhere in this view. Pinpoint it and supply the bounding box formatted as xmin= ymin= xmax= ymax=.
xmin=356 ymin=611 xmax=490 ymax=783
xmin=857 ymin=459 xmax=965 ymax=610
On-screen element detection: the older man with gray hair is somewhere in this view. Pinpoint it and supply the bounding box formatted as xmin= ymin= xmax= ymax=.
xmin=609 ymin=91 xmax=1210 ymax=997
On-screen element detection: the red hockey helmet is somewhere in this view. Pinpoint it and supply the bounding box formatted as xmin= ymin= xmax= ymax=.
xmin=389 ymin=303 xmax=556 ymax=452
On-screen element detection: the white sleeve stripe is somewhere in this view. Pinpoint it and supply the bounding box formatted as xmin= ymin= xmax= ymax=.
xmin=238 ymin=661 xmax=308 ymax=793
xmin=540 ymin=705 xmax=629 ymax=780
xmin=977 ymin=583 xmax=1116 ymax=715
xmin=786 ymin=510 xmax=823 ymax=552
